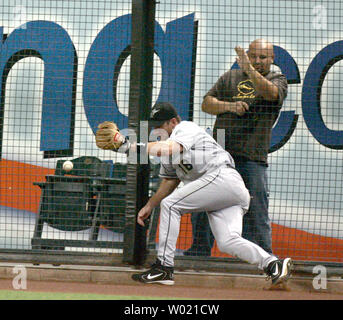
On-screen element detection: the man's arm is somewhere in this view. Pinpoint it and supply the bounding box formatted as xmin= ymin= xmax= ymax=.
xmin=137 ymin=178 xmax=181 ymax=226
xmin=202 ymin=96 xmax=249 ymax=116
xmin=235 ymin=46 xmax=279 ymax=101
xmin=245 ymin=66 xmax=279 ymax=101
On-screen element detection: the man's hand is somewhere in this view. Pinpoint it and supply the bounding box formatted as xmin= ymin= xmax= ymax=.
xmin=137 ymin=204 xmax=153 ymax=227
xmin=235 ymin=46 xmax=254 ymax=74
xmin=232 ymin=101 xmax=249 ymax=116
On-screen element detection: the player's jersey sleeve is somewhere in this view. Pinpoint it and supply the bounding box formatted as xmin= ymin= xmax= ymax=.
xmin=159 ymin=160 xmax=178 ymax=179
xmin=169 ymin=122 xmax=197 ymax=151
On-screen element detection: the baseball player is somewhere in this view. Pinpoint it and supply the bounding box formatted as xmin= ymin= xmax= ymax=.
xmin=95 ymin=102 xmax=292 ymax=286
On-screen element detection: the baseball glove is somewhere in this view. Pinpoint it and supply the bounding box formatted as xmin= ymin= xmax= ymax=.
xmin=95 ymin=121 xmax=125 ymax=151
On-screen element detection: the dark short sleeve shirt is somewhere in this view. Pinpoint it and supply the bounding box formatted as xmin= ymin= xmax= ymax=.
xmin=204 ymin=69 xmax=288 ymax=164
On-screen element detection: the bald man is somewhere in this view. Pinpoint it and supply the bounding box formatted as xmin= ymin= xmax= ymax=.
xmin=201 ymin=39 xmax=288 ymax=254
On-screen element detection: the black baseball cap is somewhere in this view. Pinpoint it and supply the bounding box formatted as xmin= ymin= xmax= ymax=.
xmin=148 ymin=102 xmax=178 ymax=127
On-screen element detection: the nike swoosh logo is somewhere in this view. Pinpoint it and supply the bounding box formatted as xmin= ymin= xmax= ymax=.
xmin=272 ymin=264 xmax=279 ymax=276
xmin=146 ymin=273 xmax=163 ymax=280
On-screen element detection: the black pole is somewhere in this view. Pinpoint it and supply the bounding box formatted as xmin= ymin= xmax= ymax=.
xmin=123 ymin=0 xmax=156 ymax=265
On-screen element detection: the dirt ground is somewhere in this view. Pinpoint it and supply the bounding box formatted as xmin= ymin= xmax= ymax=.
xmin=0 ymin=278 xmax=342 ymax=300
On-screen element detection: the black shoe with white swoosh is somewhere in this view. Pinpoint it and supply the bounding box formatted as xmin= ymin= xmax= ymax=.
xmin=265 ymin=258 xmax=293 ymax=285
xmin=132 ymin=259 xmax=174 ymax=285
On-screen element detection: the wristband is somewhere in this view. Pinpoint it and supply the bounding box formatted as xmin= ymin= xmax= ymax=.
xmin=118 ymin=140 xmax=147 ymax=156
xmin=118 ymin=137 xmax=131 ymax=154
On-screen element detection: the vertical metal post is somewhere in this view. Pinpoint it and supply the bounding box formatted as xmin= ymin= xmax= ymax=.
xmin=123 ymin=0 xmax=156 ymax=265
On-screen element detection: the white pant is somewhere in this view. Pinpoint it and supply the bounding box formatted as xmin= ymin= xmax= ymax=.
xmin=157 ymin=167 xmax=276 ymax=269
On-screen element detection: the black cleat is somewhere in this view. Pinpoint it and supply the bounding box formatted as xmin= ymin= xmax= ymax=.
xmin=132 ymin=259 xmax=174 ymax=285
xmin=265 ymin=258 xmax=293 ymax=285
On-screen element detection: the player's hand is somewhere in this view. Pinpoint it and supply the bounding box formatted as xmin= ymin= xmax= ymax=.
xmin=137 ymin=205 xmax=153 ymax=227
xmin=95 ymin=121 xmax=125 ymax=151
xmin=235 ymin=46 xmax=253 ymax=74
xmin=232 ymin=101 xmax=249 ymax=116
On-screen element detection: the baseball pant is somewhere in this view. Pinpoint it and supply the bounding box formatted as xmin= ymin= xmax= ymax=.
xmin=157 ymin=166 xmax=277 ymax=269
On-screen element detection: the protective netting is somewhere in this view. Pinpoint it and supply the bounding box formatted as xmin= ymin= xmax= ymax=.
xmin=0 ymin=1 xmax=341 ymax=264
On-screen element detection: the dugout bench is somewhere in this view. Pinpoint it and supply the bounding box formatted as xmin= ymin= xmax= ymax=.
xmin=31 ymin=156 xmax=160 ymax=251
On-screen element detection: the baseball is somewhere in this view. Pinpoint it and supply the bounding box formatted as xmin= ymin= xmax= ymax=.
xmin=63 ymin=160 xmax=73 ymax=172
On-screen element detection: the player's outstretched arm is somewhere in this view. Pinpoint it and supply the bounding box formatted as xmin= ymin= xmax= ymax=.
xmin=95 ymin=121 xmax=183 ymax=156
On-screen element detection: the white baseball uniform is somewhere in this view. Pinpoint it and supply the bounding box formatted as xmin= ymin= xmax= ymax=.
xmin=157 ymin=121 xmax=277 ymax=269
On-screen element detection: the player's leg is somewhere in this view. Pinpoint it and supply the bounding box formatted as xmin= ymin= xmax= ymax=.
xmin=132 ymin=167 xmax=291 ymax=285
xmin=207 ymin=206 xmax=292 ymax=285
xmin=207 ymin=205 xmax=275 ymax=270
xmin=157 ymin=167 xmax=248 ymax=267
xmin=131 ymin=179 xmax=208 ymax=285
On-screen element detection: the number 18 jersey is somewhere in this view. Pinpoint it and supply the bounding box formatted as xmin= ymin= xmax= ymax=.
xmin=159 ymin=121 xmax=235 ymax=184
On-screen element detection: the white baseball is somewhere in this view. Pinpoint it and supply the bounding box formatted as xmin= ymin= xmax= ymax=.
xmin=63 ymin=160 xmax=73 ymax=172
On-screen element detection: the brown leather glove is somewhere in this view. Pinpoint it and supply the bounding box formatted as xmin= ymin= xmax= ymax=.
xmin=95 ymin=121 xmax=125 ymax=151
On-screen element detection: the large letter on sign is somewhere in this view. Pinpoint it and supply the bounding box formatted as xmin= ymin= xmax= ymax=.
xmin=0 ymin=21 xmax=77 ymax=158
xmin=83 ymin=14 xmax=196 ymax=133
xmin=269 ymin=45 xmax=300 ymax=152
xmin=83 ymin=14 xmax=131 ymax=132
xmin=154 ymin=13 xmax=196 ymax=121
xmin=302 ymin=41 xmax=343 ymax=149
